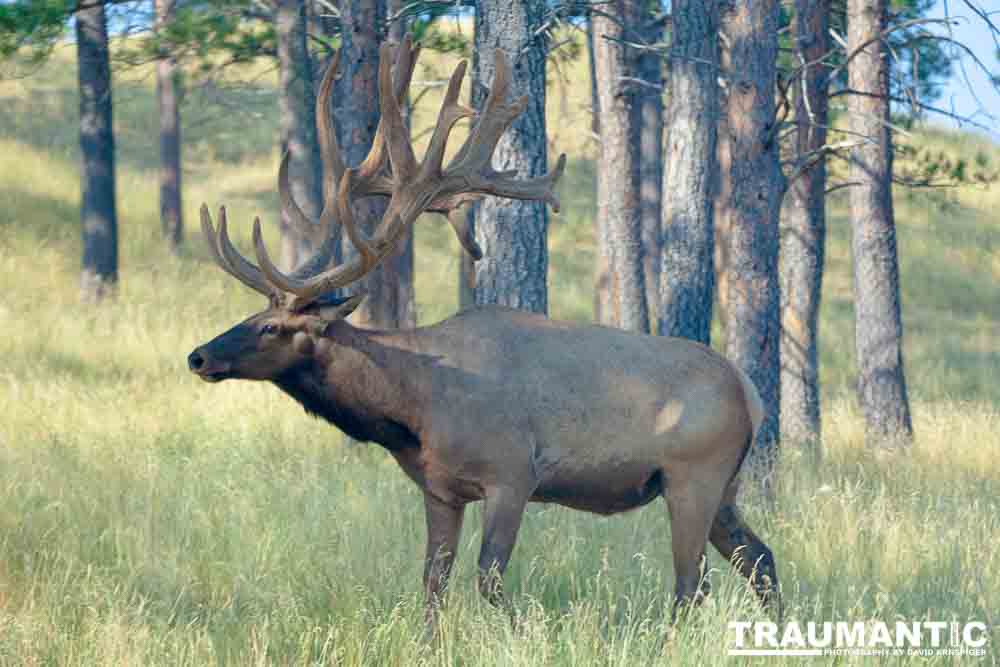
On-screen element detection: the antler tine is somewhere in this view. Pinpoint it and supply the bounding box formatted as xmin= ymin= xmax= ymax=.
xmin=203 ymin=204 xmax=276 ymax=298
xmin=320 ymin=48 xmax=515 ymax=275
xmin=250 ymin=169 xmax=382 ymax=306
xmin=418 ymin=59 xmax=475 ymax=181
xmin=220 ymin=38 xmax=421 ymax=309
xmin=358 ymin=46 xmax=562 ymax=272
xmin=443 ymin=201 xmax=483 ymax=260
xmin=428 ymin=48 xmax=566 ymax=219
xmin=316 ymin=49 xmax=346 ymax=200
xmin=275 ymin=50 xmax=345 ymax=251
xmin=278 ymin=152 xmax=326 ymax=246
xmin=392 ymin=34 xmax=419 ymax=99
xmin=376 ymin=40 xmax=419 ymax=182
xmin=335 ymin=169 xmax=378 ymax=268
xmin=215 ymin=34 xmax=568 ymax=308
xmin=284 ymin=44 xmax=402 ymax=266
xmin=251 ymin=216 xmax=313 ymax=296
xmin=216 ymin=207 xmax=278 ymax=297
xmin=357 ymin=35 xmax=421 ymax=184
xmin=298 ymin=196 xmax=442 ymax=304
xmin=259 ymin=39 xmax=440 ymax=305
xmin=200 ymin=204 xmax=230 ymax=271
xmin=253 ymin=215 xmax=378 ymax=308
xmin=468 ymin=152 xmax=567 ymax=212
xmin=445 ymin=48 xmax=517 ymax=174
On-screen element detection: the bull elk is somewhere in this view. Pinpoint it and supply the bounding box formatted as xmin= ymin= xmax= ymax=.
xmin=188 ymin=36 xmax=780 ymax=625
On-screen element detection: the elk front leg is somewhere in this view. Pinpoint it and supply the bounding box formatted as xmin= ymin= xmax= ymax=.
xmin=423 ymin=491 xmax=465 ymax=626
xmin=477 ymin=485 xmax=530 ymax=609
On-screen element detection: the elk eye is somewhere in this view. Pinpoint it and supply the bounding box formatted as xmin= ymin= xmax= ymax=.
xmin=260 ymin=323 xmax=279 ymax=336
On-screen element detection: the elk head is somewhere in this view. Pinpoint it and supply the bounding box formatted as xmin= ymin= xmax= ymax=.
xmin=189 ymin=35 xmax=565 ymax=384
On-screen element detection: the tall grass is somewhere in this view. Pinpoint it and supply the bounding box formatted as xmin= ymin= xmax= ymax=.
xmin=0 ymin=44 xmax=997 ymax=665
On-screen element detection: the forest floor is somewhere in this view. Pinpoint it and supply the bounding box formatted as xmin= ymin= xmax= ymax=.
xmin=0 ymin=44 xmax=997 ymax=665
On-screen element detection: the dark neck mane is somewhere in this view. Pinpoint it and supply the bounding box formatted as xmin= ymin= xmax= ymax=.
xmin=272 ymin=361 xmax=418 ymax=452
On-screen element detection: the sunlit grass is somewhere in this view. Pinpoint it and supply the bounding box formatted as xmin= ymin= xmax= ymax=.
xmin=0 ymin=41 xmax=997 ymax=665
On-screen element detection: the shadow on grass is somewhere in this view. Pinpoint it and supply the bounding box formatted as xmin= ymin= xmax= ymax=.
xmin=0 ymin=75 xmax=279 ymax=174
xmin=827 ymin=190 xmax=997 ymax=321
xmin=0 ymin=188 xmax=78 ymax=243
xmin=22 ymin=344 xmax=138 ymax=385
xmin=818 ymin=290 xmax=999 ymax=403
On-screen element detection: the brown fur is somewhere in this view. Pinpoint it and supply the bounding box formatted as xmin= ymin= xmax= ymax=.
xmin=189 ymin=303 xmax=780 ymax=622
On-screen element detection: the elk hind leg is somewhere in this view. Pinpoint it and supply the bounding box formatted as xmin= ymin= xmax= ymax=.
xmin=662 ymin=466 xmax=730 ymax=620
xmin=709 ymin=484 xmax=782 ymax=618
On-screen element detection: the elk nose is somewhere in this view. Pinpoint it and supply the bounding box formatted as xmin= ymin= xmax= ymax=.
xmin=188 ymin=350 xmax=206 ymax=372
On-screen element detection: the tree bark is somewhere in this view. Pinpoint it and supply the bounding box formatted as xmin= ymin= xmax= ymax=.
xmin=383 ymin=0 xmax=415 ymax=328
xmin=335 ymin=0 xmax=414 ymax=328
xmin=780 ymin=0 xmax=830 ymax=453
xmin=592 ymin=0 xmax=649 ymax=332
xmin=658 ymin=0 xmax=718 ymax=344
xmin=847 ymin=0 xmax=914 ymax=448
xmin=470 ymin=0 xmax=549 ymax=314
xmin=721 ymin=0 xmax=784 ymax=464
xmin=275 ymin=0 xmax=323 ymax=271
xmin=587 ymin=13 xmax=608 ymax=322
xmin=637 ymin=8 xmax=663 ymax=323
xmin=313 ymin=4 xmax=343 ymax=270
xmin=714 ymin=89 xmax=732 ymax=338
xmin=77 ymin=3 xmax=117 ymax=302
xmin=458 ymin=219 xmax=476 ymax=309
xmin=155 ymin=0 xmax=182 ymax=252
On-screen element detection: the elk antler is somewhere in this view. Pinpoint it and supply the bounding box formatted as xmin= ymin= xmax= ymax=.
xmin=202 ymin=35 xmax=566 ymax=309
xmin=281 ymin=38 xmax=418 ymax=245
xmin=200 ymin=204 xmax=276 ymax=300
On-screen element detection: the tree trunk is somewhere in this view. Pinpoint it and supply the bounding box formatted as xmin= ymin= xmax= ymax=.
xmin=592 ymin=0 xmax=649 ymax=332
xmin=335 ymin=0 xmax=414 ymax=328
xmin=587 ymin=12 xmax=608 ymax=322
xmin=637 ymin=9 xmax=663 ymax=323
xmin=384 ymin=0 xmax=415 ymax=328
xmin=77 ymin=3 xmax=117 ymax=302
xmin=714 ymin=90 xmax=732 ymax=339
xmin=155 ymin=0 xmax=182 ymax=252
xmin=780 ymin=0 xmax=830 ymax=453
xmin=313 ymin=4 xmax=343 ymax=270
xmin=847 ymin=0 xmax=914 ymax=448
xmin=275 ymin=0 xmax=323 ymax=271
xmin=721 ymin=0 xmax=784 ymax=466
xmin=457 ymin=4 xmax=477 ymax=314
xmin=470 ymin=0 xmax=549 ymax=314
xmin=458 ymin=220 xmax=476 ymax=309
xmin=658 ymin=0 xmax=718 ymax=344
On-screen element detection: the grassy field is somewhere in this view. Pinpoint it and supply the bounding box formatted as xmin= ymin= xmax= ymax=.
xmin=0 ymin=42 xmax=998 ymax=665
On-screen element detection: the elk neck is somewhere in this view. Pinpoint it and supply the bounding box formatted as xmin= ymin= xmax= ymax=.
xmin=271 ymin=320 xmax=424 ymax=452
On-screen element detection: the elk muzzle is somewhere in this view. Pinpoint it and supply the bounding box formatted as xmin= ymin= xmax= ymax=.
xmin=187 ymin=347 xmax=232 ymax=383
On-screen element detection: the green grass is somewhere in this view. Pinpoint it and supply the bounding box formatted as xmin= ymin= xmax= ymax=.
xmin=0 ymin=43 xmax=998 ymax=665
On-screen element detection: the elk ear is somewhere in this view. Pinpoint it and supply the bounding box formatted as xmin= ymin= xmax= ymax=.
xmin=315 ymin=293 xmax=366 ymax=322
xmin=292 ymin=331 xmax=315 ymax=356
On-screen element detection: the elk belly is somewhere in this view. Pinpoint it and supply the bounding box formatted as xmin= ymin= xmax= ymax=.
xmin=531 ymin=466 xmax=663 ymax=515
